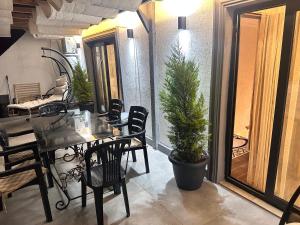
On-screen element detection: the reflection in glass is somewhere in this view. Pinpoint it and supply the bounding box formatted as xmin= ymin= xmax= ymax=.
xmin=231 ymin=6 xmax=285 ymax=192
xmin=275 ymin=12 xmax=300 ymax=207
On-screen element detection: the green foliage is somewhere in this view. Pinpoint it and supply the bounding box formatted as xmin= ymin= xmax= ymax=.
xmin=160 ymin=44 xmax=208 ymax=163
xmin=72 ymin=63 xmax=93 ymax=103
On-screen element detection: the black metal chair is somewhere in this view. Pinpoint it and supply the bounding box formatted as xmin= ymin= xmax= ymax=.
xmin=279 ymin=186 xmax=300 ymax=225
xmin=98 ymin=99 xmax=123 ymax=124
xmin=81 ymin=139 xmax=131 ymax=225
xmin=39 ymin=102 xmax=67 ymax=117
xmin=0 ymin=142 xmax=52 ymax=222
xmin=114 ymin=106 xmax=149 ymax=173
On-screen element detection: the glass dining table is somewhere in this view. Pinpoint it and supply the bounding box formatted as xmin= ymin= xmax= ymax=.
xmin=0 ymin=109 xmax=128 ymax=210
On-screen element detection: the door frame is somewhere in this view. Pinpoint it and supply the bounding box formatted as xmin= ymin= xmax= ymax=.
xmin=85 ymin=34 xmax=124 ymax=112
xmin=224 ymin=0 xmax=300 ymax=210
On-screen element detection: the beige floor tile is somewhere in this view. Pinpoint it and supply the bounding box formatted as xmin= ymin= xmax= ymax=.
xmin=0 ymin=148 xmax=280 ymax=225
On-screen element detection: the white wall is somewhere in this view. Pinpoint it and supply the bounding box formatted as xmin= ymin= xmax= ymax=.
xmin=115 ymin=0 xmax=214 ymax=147
xmin=117 ymin=14 xmax=153 ymax=139
xmin=155 ymin=0 xmax=214 ymax=147
xmin=0 ymin=32 xmax=60 ymax=101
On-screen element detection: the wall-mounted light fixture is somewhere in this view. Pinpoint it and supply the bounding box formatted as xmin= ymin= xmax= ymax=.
xmin=178 ymin=16 xmax=187 ymax=30
xmin=127 ymin=29 xmax=134 ymax=38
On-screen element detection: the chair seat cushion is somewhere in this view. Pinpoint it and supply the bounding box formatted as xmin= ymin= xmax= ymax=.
xmin=8 ymin=133 xmax=36 ymax=147
xmin=287 ymin=223 xmax=300 ymax=225
xmin=129 ymin=138 xmax=143 ymax=148
xmin=0 ymin=160 xmax=46 ymax=195
xmin=83 ymin=164 xmax=125 ymax=188
xmin=102 ymin=137 xmax=142 ymax=149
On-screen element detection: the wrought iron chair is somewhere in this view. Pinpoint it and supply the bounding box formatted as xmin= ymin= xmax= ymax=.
xmin=114 ymin=106 xmax=149 ymax=173
xmin=81 ymin=139 xmax=131 ymax=225
xmin=0 ymin=142 xmax=52 ymax=222
xmin=98 ymin=99 xmax=123 ymax=124
xmin=279 ymin=186 xmax=300 ymax=225
xmin=38 ymin=102 xmax=69 ymax=186
xmin=39 ymin=102 xmax=67 ymax=117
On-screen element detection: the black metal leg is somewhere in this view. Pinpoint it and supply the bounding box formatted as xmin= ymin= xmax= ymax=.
xmin=43 ymin=153 xmax=54 ymax=188
xmin=49 ymin=151 xmax=56 ymax=164
xmin=38 ymin=176 xmax=53 ymax=222
xmin=73 ymin=145 xmax=79 ymax=157
xmin=113 ymin=184 xmax=121 ymax=195
xmin=143 ymin=147 xmax=150 ymax=173
xmin=125 ymin=151 xmax=130 ymax=174
xmin=93 ymin=188 xmax=104 ymax=225
xmin=131 ymin=150 xmax=136 ymax=162
xmin=0 ymin=195 xmax=3 ymax=211
xmin=121 ymin=179 xmax=130 ymax=217
xmin=81 ymin=179 xmax=87 ymax=207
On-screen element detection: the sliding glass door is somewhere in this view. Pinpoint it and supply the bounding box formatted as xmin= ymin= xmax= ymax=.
xmin=275 ymin=10 xmax=300 ymax=207
xmin=90 ymin=37 xmax=123 ymax=113
xmin=227 ymin=0 xmax=300 ymax=209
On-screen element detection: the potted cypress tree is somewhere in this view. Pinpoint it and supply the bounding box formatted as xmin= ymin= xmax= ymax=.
xmin=72 ymin=63 xmax=94 ymax=113
xmin=160 ymin=45 xmax=209 ymax=190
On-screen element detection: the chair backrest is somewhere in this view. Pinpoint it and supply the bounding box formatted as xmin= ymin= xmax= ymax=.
xmin=14 ymin=82 xmax=41 ymax=103
xmin=0 ymin=130 xmax=8 ymax=148
xmin=128 ymin=106 xmax=149 ymax=136
xmin=108 ymin=99 xmax=123 ymax=121
xmin=39 ymin=102 xmax=67 ymax=117
xmin=84 ymin=139 xmax=130 ymax=187
xmin=280 ymin=186 xmax=300 ymax=225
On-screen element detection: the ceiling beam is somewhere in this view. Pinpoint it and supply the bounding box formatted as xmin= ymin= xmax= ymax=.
xmin=13 ymin=0 xmax=38 ymax=7
xmin=11 ymin=21 xmax=29 ymax=29
xmin=13 ymin=5 xmax=35 ymax=14
xmin=12 ymin=12 xmax=32 ymax=19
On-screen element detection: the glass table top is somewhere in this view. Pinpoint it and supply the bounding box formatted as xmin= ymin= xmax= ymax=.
xmin=0 ymin=110 xmax=127 ymax=153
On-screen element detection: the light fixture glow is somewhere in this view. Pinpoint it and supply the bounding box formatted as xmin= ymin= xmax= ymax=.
xmin=117 ymin=11 xmax=139 ymax=29
xmin=178 ymin=30 xmax=190 ymax=55
xmin=162 ymin=0 xmax=201 ymax=16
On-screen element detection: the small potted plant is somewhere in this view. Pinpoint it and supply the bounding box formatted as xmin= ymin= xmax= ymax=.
xmin=160 ymin=45 xmax=209 ymax=190
xmin=72 ymin=62 xmax=94 ymax=112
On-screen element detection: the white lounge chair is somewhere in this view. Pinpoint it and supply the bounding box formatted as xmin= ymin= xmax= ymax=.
xmin=7 ymin=76 xmax=70 ymax=117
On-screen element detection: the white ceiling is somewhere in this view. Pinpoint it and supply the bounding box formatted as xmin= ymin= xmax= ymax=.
xmin=1 ymin=0 xmax=143 ymax=38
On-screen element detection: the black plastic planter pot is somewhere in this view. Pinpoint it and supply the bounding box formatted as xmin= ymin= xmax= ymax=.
xmin=79 ymin=102 xmax=94 ymax=113
xmin=168 ymin=151 xmax=209 ymax=190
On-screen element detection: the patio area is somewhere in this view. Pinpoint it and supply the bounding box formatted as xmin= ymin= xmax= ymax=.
xmin=0 ymin=148 xmax=279 ymax=225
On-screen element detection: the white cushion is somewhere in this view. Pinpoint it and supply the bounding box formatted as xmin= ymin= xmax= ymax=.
xmin=56 ymin=76 xmax=68 ymax=87
xmin=54 ymin=85 xmax=67 ymax=95
xmin=7 ymin=95 xmax=62 ymax=110
xmin=287 ymin=223 xmax=300 ymax=225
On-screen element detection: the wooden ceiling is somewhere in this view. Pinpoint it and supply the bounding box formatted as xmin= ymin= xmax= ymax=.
xmin=12 ymin=0 xmax=41 ymax=29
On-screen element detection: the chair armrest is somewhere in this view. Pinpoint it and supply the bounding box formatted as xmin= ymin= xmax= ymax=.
xmin=43 ymin=87 xmax=55 ymax=98
xmin=7 ymin=129 xmax=34 ymax=137
xmin=98 ymin=112 xmax=109 ymax=117
xmin=112 ymin=122 xmax=128 ymax=128
xmin=0 ymin=162 xmax=42 ymax=178
xmin=119 ymin=129 xmax=146 ymax=140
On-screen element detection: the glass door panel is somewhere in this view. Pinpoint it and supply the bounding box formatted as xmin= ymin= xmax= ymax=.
xmin=106 ymin=44 xmax=119 ymax=99
xmin=275 ymin=11 xmax=300 ymax=207
xmin=90 ymin=38 xmax=123 ymax=113
xmin=231 ymin=6 xmax=286 ymax=192
xmin=92 ymin=44 xmax=109 ymax=112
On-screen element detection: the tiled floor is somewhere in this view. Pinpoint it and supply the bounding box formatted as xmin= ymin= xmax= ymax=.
xmin=0 ymin=148 xmax=280 ymax=225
